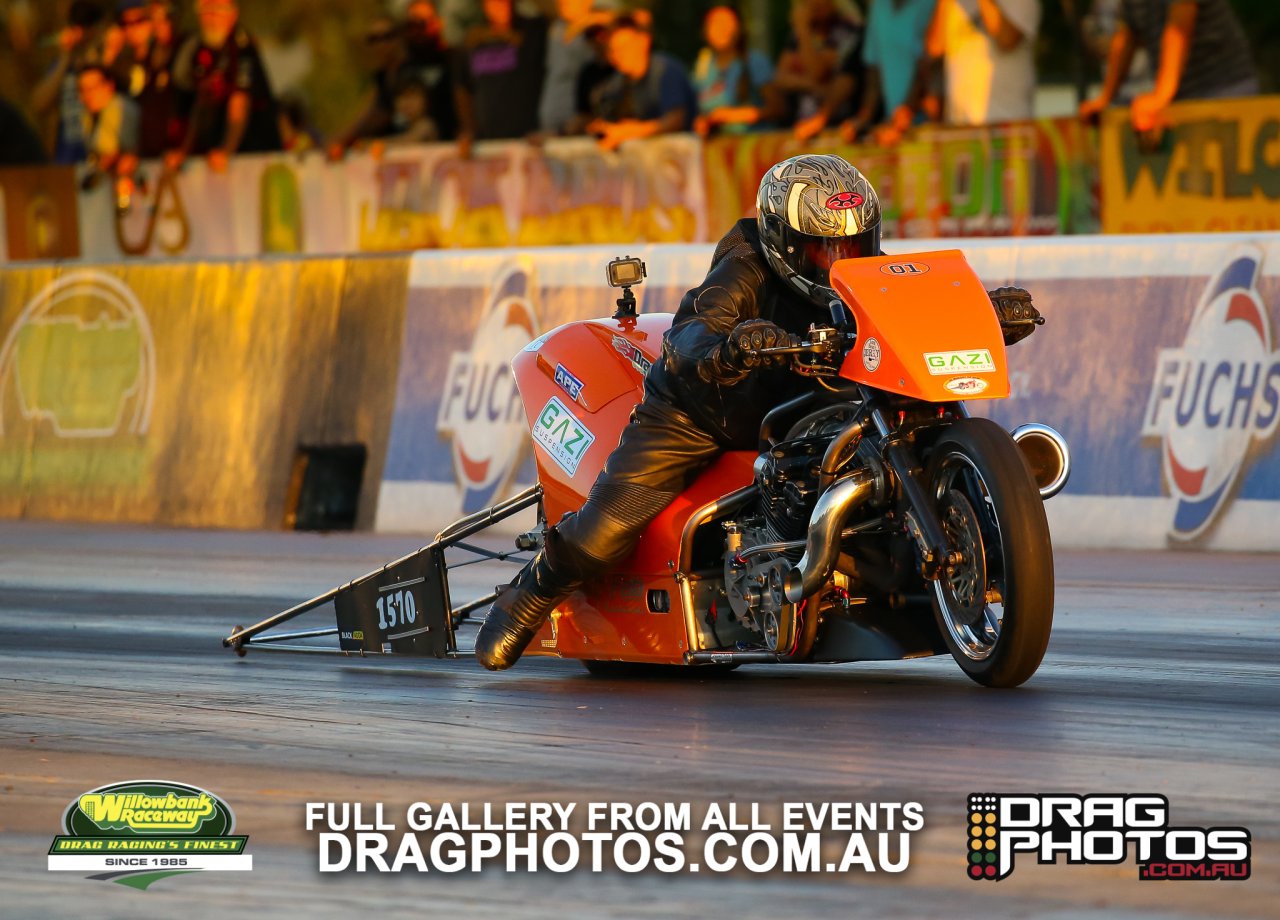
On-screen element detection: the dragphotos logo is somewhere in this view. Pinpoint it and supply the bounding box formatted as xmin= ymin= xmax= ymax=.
xmin=437 ymin=264 xmax=539 ymax=512
xmin=1142 ymin=249 xmax=1280 ymax=540
xmin=967 ymin=793 xmax=1250 ymax=882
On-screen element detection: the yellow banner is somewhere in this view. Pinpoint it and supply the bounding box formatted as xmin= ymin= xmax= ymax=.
xmin=1101 ymin=95 xmax=1280 ymax=234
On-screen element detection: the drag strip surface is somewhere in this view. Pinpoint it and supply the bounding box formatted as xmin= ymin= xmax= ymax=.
xmin=0 ymin=523 xmax=1276 ymax=918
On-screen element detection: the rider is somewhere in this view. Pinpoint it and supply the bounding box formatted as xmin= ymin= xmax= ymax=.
xmin=475 ymin=153 xmax=1039 ymax=670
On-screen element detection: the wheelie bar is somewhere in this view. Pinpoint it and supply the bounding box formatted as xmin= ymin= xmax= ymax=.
xmin=220 ymin=481 xmax=540 ymax=655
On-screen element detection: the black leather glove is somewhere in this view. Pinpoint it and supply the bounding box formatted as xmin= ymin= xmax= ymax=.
xmin=989 ymin=286 xmax=1042 ymax=346
xmin=723 ymin=319 xmax=797 ymax=369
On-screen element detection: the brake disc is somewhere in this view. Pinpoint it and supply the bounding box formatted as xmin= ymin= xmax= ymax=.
xmin=940 ymin=488 xmax=987 ymax=627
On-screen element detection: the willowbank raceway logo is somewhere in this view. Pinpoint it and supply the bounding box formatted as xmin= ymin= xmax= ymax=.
xmin=0 ymin=270 xmax=156 ymax=438
xmin=966 ymin=794 xmax=1250 ymax=881
xmin=48 ymin=781 xmax=251 ymax=889
xmin=436 ymin=263 xmax=539 ymax=512
xmin=1142 ymin=248 xmax=1280 ymax=540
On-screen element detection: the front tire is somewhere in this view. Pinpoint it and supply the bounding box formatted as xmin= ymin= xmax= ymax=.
xmin=924 ymin=418 xmax=1054 ymax=688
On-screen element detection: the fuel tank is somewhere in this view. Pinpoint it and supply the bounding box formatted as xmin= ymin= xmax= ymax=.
xmin=511 ymin=312 xmax=673 ymax=525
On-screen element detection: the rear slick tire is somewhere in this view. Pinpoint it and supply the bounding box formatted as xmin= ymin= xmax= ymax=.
xmin=924 ymin=417 xmax=1054 ymax=688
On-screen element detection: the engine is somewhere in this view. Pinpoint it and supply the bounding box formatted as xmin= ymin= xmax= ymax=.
xmin=756 ymin=436 xmax=826 ymax=558
xmin=719 ymin=411 xmax=860 ymax=650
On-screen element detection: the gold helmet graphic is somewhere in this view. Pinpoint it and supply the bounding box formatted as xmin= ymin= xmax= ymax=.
xmin=756 ymin=154 xmax=882 ymax=307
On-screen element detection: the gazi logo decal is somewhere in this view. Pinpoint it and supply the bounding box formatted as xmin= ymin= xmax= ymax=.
xmin=532 ymin=396 xmax=596 ymax=476
xmin=436 ymin=264 xmax=539 ymax=512
xmin=1142 ymin=249 xmax=1280 ymax=540
xmin=925 ymin=349 xmax=995 ymax=376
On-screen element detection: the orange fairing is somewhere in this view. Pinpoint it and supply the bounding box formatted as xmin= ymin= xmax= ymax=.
xmin=830 ymin=250 xmax=1010 ymax=401
xmin=511 ymin=313 xmax=671 ymax=526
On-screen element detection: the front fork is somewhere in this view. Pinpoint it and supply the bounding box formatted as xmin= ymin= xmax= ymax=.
xmin=864 ymin=390 xmax=958 ymax=580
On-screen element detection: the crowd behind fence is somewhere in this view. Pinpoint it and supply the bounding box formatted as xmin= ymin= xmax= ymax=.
xmin=0 ymin=0 xmax=1269 ymax=234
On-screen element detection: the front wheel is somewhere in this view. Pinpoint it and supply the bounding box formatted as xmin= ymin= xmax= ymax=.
xmin=923 ymin=418 xmax=1054 ymax=688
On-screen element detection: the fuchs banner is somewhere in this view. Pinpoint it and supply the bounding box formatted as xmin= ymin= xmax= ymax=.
xmin=377 ymin=233 xmax=1280 ymax=551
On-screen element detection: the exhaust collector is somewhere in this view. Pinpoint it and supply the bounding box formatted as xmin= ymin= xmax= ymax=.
xmin=1012 ymin=423 xmax=1070 ymax=500
xmin=783 ymin=468 xmax=877 ymax=605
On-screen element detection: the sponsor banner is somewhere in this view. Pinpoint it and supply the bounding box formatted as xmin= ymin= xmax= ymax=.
xmin=0 ymin=256 xmax=408 ymax=529
xmin=379 ymin=233 xmax=1280 ymax=551
xmin=1101 ymin=95 xmax=1280 ymax=234
xmin=703 ymin=119 xmax=1099 ymax=240
xmin=4 ymin=135 xmax=706 ymax=263
xmin=4 ymin=124 xmax=1099 ymax=263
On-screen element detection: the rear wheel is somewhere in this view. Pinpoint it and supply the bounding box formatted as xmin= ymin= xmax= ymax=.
xmin=924 ymin=418 xmax=1054 ymax=688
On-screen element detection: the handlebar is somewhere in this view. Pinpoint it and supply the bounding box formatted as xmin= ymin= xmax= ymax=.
xmin=742 ymin=325 xmax=853 ymax=376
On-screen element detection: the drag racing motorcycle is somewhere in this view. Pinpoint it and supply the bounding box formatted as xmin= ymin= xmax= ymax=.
xmin=225 ymin=249 xmax=1068 ymax=688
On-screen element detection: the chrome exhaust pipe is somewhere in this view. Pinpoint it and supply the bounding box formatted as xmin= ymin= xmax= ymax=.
xmin=784 ymin=469 xmax=876 ymax=604
xmin=1012 ymin=423 xmax=1070 ymax=500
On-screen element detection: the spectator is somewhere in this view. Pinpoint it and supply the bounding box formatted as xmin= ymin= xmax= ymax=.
xmin=77 ymin=62 xmax=142 ymax=209
xmin=888 ymin=0 xmax=1040 ymax=140
xmin=691 ymin=5 xmax=779 ymax=136
xmin=1079 ymin=0 xmax=1258 ymax=133
xmin=564 ymin=18 xmax=616 ymax=136
xmin=455 ymin=0 xmax=551 ymax=152
xmin=537 ymin=0 xmax=606 ymax=138
xmin=328 ymin=15 xmax=415 ymax=155
xmin=150 ymin=0 xmax=177 ymax=47
xmin=277 ymin=93 xmax=320 ymax=152
xmin=795 ymin=0 xmax=930 ymax=142
xmin=0 ymin=94 xmax=48 ymax=165
xmin=383 ymin=72 xmax=441 ymax=146
xmin=103 ymin=0 xmax=179 ymax=158
xmin=403 ymin=0 xmax=458 ymax=140
xmin=31 ymin=0 xmax=106 ymax=164
xmin=772 ymin=0 xmax=864 ymax=125
xmin=78 ymin=63 xmax=139 ymax=173
xmin=171 ymin=0 xmax=282 ymax=172
xmin=586 ymin=14 xmax=698 ymax=152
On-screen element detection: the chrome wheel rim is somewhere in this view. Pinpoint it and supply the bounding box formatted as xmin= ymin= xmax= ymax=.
xmin=932 ymin=452 xmax=1006 ymax=661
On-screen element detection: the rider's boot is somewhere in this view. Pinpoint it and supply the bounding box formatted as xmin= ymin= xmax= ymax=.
xmin=474 ymin=548 xmax=576 ymax=671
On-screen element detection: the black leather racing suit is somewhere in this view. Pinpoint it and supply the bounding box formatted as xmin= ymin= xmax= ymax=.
xmin=544 ymin=218 xmax=822 ymax=585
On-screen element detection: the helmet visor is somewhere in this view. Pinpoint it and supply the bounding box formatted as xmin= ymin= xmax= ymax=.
xmin=785 ymin=224 xmax=881 ymax=289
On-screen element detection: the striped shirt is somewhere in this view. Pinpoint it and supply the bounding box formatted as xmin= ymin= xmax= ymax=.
xmin=1121 ymin=0 xmax=1257 ymax=100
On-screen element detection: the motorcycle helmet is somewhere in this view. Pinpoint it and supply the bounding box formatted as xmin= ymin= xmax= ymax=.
xmin=756 ymin=154 xmax=882 ymax=307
